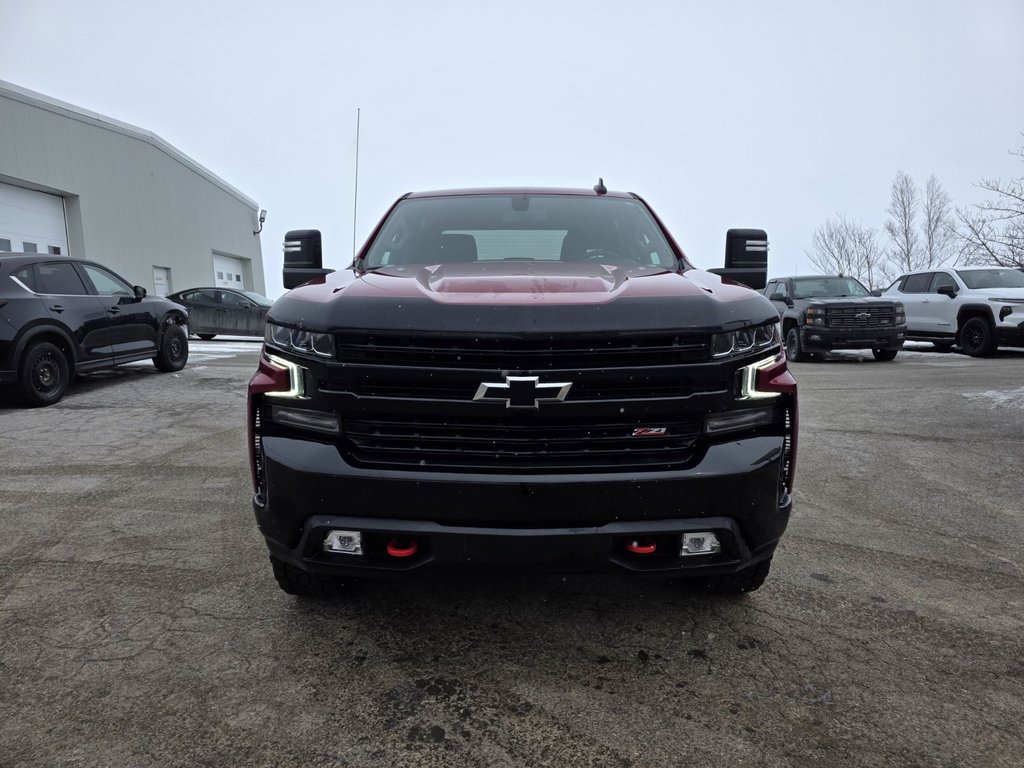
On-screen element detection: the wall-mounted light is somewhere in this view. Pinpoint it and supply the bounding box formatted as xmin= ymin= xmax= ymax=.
xmin=253 ymin=209 xmax=267 ymax=235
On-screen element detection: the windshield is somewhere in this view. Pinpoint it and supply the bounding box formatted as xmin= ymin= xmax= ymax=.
xmin=362 ymin=194 xmax=679 ymax=269
xmin=956 ymin=269 xmax=1024 ymax=290
xmin=242 ymin=291 xmax=273 ymax=306
xmin=791 ymin=276 xmax=871 ymax=299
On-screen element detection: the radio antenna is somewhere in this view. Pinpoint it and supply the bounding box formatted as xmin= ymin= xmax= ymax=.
xmin=352 ymin=107 xmax=361 ymax=259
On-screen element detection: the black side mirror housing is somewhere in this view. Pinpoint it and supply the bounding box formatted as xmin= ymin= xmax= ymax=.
xmin=937 ymin=285 xmax=958 ymax=298
xmin=133 ymin=285 xmax=147 ymax=299
xmin=768 ymin=291 xmax=791 ymax=305
xmin=870 ymin=289 xmax=883 ymax=297
xmin=283 ymin=229 xmax=334 ymax=290
xmin=708 ymin=229 xmax=768 ymax=290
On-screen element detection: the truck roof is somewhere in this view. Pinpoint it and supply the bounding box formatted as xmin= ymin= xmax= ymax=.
xmin=405 ymin=187 xmax=637 ymax=200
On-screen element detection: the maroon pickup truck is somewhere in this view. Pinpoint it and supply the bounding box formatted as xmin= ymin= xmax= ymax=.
xmin=248 ymin=185 xmax=797 ymax=597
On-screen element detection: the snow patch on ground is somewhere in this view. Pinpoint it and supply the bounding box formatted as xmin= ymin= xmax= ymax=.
xmin=963 ymin=387 xmax=1024 ymax=410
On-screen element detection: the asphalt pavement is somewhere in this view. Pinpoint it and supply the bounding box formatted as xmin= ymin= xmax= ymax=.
xmin=1 ymin=341 xmax=1022 ymax=767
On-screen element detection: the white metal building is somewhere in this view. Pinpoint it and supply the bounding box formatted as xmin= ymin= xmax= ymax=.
xmin=0 ymin=79 xmax=264 ymax=296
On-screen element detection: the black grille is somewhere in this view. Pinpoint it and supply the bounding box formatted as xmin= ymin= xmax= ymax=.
xmin=343 ymin=415 xmax=703 ymax=471
xmin=826 ymin=306 xmax=895 ymax=328
xmin=334 ymin=332 xmax=708 ymax=369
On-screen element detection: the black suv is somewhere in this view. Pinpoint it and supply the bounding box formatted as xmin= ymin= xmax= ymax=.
xmin=0 ymin=254 xmax=189 ymax=406
xmin=764 ymin=275 xmax=906 ymax=361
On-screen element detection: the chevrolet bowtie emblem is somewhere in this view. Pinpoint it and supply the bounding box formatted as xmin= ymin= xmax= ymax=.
xmin=856 ymin=312 xmax=871 ymax=319
xmin=473 ymin=375 xmax=573 ymax=409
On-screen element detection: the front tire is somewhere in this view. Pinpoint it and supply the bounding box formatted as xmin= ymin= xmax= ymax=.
xmin=785 ymin=327 xmax=807 ymax=362
xmin=153 ymin=324 xmax=189 ymax=372
xmin=19 ymin=341 xmax=70 ymax=407
xmin=959 ymin=317 xmax=997 ymax=357
xmin=872 ymin=348 xmax=898 ymax=361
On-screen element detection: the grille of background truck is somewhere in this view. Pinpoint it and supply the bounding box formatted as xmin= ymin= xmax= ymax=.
xmin=826 ymin=306 xmax=896 ymax=327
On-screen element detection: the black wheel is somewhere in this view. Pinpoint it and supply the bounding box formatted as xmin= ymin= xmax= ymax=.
xmin=932 ymin=341 xmax=954 ymax=352
xmin=270 ymin=556 xmax=350 ymax=598
xmin=18 ymin=341 xmax=70 ymax=407
xmin=785 ymin=327 xmax=807 ymax=362
xmin=196 ymin=333 xmax=216 ymax=341
xmin=959 ymin=316 xmax=996 ymax=357
xmin=690 ymin=558 xmax=772 ymax=595
xmin=872 ymin=348 xmax=898 ymax=361
xmin=153 ymin=324 xmax=189 ymax=372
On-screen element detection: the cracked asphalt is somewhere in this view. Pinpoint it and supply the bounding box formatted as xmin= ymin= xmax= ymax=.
xmin=1 ymin=341 xmax=1022 ymax=767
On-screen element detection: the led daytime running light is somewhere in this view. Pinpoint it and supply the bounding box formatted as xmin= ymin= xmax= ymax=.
xmin=265 ymin=354 xmax=305 ymax=399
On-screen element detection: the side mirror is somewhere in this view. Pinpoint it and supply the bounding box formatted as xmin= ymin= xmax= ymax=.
xmin=133 ymin=285 xmax=147 ymax=299
xmin=283 ymin=229 xmax=334 ymax=290
xmin=769 ymin=292 xmax=791 ymax=305
xmin=870 ymin=289 xmax=883 ymax=297
xmin=937 ymin=285 xmax=958 ymax=298
xmin=708 ymin=229 xmax=768 ymax=290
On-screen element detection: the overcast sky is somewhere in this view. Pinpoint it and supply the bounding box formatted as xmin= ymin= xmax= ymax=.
xmin=2 ymin=0 xmax=1023 ymax=297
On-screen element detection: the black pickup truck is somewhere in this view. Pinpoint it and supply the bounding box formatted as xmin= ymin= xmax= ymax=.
xmin=764 ymin=275 xmax=906 ymax=361
xmin=248 ymin=186 xmax=798 ymax=597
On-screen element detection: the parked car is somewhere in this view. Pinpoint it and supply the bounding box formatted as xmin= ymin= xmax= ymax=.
xmin=879 ymin=267 xmax=1024 ymax=356
xmin=0 ymin=253 xmax=189 ymax=406
xmin=165 ymin=287 xmax=272 ymax=339
xmin=249 ymin=186 xmax=797 ymax=597
xmin=764 ymin=275 xmax=906 ymax=361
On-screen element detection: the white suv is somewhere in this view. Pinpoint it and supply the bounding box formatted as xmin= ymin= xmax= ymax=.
xmin=880 ymin=267 xmax=1024 ymax=356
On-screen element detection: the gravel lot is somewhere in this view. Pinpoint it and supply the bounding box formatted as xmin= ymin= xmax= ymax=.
xmin=1 ymin=341 xmax=1022 ymax=767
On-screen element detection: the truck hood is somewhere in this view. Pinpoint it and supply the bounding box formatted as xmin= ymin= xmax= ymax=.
xmin=269 ymin=261 xmax=777 ymax=335
xmin=798 ymin=296 xmax=901 ymax=307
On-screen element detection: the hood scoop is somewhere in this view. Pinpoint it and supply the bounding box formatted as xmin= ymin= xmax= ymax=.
xmin=414 ymin=261 xmax=630 ymax=303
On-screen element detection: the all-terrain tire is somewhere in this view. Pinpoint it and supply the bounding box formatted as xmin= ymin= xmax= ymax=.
xmin=785 ymin=327 xmax=807 ymax=363
xmin=872 ymin=348 xmax=898 ymax=361
xmin=19 ymin=341 xmax=70 ymax=407
xmin=270 ymin=556 xmax=350 ymax=598
xmin=959 ymin=316 xmax=997 ymax=357
xmin=153 ymin=324 xmax=189 ymax=372
xmin=692 ymin=558 xmax=773 ymax=595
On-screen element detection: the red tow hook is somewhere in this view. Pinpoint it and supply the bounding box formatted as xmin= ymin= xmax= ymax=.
xmin=386 ymin=538 xmax=418 ymax=558
xmin=626 ymin=538 xmax=657 ymax=555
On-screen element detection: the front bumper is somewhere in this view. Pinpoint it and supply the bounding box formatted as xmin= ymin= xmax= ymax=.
xmin=253 ymin=434 xmax=792 ymax=578
xmin=800 ymin=325 xmax=906 ymax=352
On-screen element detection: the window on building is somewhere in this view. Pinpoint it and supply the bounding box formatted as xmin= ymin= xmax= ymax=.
xmin=0 ymin=238 xmax=11 ymax=252
xmin=48 ymin=245 xmax=62 ymax=255
xmin=23 ymin=242 xmax=38 ymax=253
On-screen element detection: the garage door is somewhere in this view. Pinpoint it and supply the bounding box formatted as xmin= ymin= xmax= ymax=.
xmin=0 ymin=183 xmax=69 ymax=256
xmin=213 ymin=255 xmax=245 ymax=289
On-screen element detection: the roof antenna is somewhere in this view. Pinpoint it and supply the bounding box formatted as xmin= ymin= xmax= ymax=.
xmin=593 ymin=177 xmax=607 ymax=195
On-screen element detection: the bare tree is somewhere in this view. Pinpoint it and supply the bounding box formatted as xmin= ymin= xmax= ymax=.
xmin=957 ymin=138 xmax=1024 ymax=268
xmin=884 ymin=171 xmax=919 ymax=272
xmin=806 ymin=215 xmax=886 ymax=289
xmin=921 ymin=175 xmax=959 ymax=267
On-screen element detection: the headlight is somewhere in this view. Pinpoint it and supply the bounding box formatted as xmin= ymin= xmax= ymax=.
xmin=894 ymin=303 xmax=906 ymax=323
xmin=805 ymin=307 xmax=826 ymax=326
xmin=264 ymin=322 xmax=335 ymax=359
xmin=711 ymin=321 xmax=781 ymax=359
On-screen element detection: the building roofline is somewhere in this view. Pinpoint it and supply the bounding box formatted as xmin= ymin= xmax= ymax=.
xmin=0 ymin=78 xmax=258 ymax=210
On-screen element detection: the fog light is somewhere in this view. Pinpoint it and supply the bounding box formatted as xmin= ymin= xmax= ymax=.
xmin=323 ymin=530 xmax=362 ymax=554
xmin=681 ymin=532 xmax=721 ymax=556
xmin=272 ymin=405 xmax=339 ymax=434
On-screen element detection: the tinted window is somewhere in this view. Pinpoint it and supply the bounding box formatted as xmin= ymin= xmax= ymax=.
xmin=81 ymin=264 xmax=133 ymax=296
xmin=217 ymin=290 xmax=250 ymax=307
xmin=929 ymin=272 xmax=958 ymax=293
xmin=37 ymin=262 xmax=88 ymax=294
xmin=956 ymin=269 xmax=1024 ymax=289
xmin=363 ymin=195 xmax=678 ymax=269
xmin=12 ymin=266 xmax=37 ymax=291
xmin=901 ymin=273 xmax=932 ymax=293
xmin=242 ymin=291 xmax=273 ymax=307
xmin=194 ymin=290 xmax=218 ymax=305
